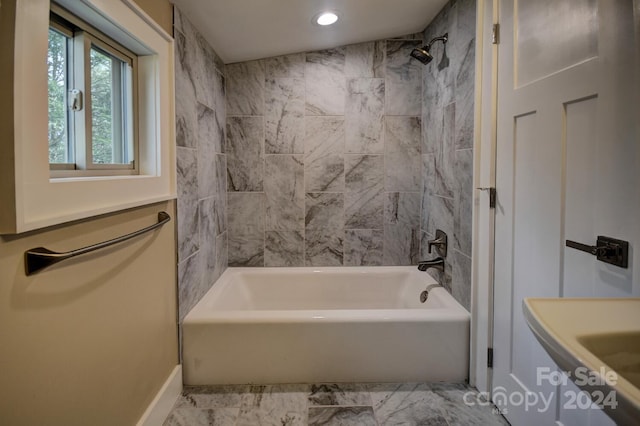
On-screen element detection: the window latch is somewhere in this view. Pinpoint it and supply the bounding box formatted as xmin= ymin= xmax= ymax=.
xmin=69 ymin=89 xmax=83 ymax=111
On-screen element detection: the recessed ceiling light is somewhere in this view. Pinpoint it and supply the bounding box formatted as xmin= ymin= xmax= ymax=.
xmin=316 ymin=12 xmax=339 ymax=26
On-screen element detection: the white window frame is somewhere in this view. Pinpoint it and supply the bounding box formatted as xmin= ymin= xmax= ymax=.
xmin=1 ymin=0 xmax=176 ymax=234
xmin=49 ymin=5 xmax=140 ymax=177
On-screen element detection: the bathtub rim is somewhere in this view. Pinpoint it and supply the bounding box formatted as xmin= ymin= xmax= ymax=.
xmin=183 ymin=266 xmax=470 ymax=324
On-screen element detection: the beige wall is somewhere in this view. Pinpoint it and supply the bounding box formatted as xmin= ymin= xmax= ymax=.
xmin=0 ymin=202 xmax=178 ymax=425
xmin=0 ymin=1 xmax=178 ymax=425
xmin=134 ymin=0 xmax=173 ymax=34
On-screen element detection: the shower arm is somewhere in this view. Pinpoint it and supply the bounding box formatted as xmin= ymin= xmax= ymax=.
xmin=425 ymin=34 xmax=448 ymax=50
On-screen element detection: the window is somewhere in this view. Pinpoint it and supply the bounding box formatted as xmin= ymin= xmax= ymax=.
xmin=2 ymin=0 xmax=175 ymax=233
xmin=47 ymin=6 xmax=138 ymax=176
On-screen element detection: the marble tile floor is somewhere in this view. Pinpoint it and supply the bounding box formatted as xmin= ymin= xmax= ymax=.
xmin=164 ymin=382 xmax=509 ymax=426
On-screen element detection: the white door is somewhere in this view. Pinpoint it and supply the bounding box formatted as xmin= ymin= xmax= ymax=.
xmin=492 ymin=0 xmax=639 ymax=425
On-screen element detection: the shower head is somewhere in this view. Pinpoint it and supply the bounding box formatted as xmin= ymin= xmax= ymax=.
xmin=410 ymin=33 xmax=448 ymax=65
xmin=410 ymin=47 xmax=433 ymax=64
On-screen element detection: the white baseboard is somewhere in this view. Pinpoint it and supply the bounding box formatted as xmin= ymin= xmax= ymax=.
xmin=137 ymin=365 xmax=182 ymax=426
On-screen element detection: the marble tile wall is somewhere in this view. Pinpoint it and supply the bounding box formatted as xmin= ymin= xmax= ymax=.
xmin=175 ymin=7 xmax=228 ymax=322
xmin=421 ymin=0 xmax=476 ymax=310
xmin=226 ymin=35 xmax=424 ymax=267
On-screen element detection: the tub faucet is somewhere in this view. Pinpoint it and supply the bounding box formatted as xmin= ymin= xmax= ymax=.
xmin=417 ymin=257 xmax=445 ymax=272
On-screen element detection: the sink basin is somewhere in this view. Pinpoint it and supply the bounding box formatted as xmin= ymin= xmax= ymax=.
xmin=580 ymin=331 xmax=640 ymax=390
xmin=523 ymin=298 xmax=640 ymax=425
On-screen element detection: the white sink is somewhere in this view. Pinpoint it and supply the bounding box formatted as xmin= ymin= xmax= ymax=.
xmin=523 ymin=298 xmax=640 ymax=425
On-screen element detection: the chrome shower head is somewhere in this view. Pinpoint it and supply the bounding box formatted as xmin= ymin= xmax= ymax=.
xmin=410 ymin=33 xmax=448 ymax=65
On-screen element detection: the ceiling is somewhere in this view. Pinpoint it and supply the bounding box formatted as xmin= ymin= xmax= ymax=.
xmin=171 ymin=0 xmax=449 ymax=64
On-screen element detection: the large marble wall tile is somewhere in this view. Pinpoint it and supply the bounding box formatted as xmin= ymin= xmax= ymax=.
xmin=434 ymin=102 xmax=456 ymax=199
xmin=420 ymin=210 xmax=431 ymax=256
xmin=452 ymin=250 xmax=472 ymax=311
xmin=174 ymin=31 xmax=197 ymax=149
xmin=177 ymin=12 xmax=219 ymax=109
xmin=226 ymin=61 xmax=265 ymax=115
xmin=385 ymin=117 xmax=421 ymax=192
xmin=226 ymin=116 xmax=264 ymax=191
xmin=384 ymin=192 xmax=421 ymax=265
xmin=345 ymin=155 xmax=384 ymax=229
xmin=211 ymin=51 xmax=225 ymax=76
xmin=305 ymin=48 xmax=346 ymax=115
xmin=421 ymin=91 xmax=443 ymax=155
xmin=228 ymin=191 xmax=264 ymax=265
xmin=198 ymin=103 xmax=224 ymax=155
xmin=305 ymin=193 xmax=344 ymax=266
xmin=345 ymin=42 xmax=376 ymax=78
xmin=200 ymin=33 xmax=225 ymax=76
xmin=265 ymin=230 xmax=304 ymax=267
xmin=383 ymin=192 xmax=421 ymax=266
xmin=385 ymin=40 xmax=422 ymax=115
xmin=422 ymin=154 xmax=436 ymax=197
xmin=177 ymin=147 xmax=199 ymax=261
xmin=265 ymin=53 xmax=305 ymax=78
xmin=197 ymin=104 xmax=218 ymax=199
xmin=215 ymin=232 xmax=228 ymax=279
xmin=214 ymin=154 xmax=227 ymax=235
xmin=212 ymin=70 xmax=226 ymax=126
xmin=305 ymin=230 xmax=344 ymax=266
xmin=420 ymin=154 xmax=437 ymax=232
xmin=454 ymin=148 xmax=473 ymax=256
xmin=345 ymin=79 xmax=385 ymax=154
xmin=385 ymin=192 xmax=421 ymax=226
xmin=265 ymin=155 xmax=304 ymax=231
xmin=425 ymin=194 xmax=454 ymax=241
xmin=455 ymin=38 xmax=475 ymax=150
xmin=178 ymin=252 xmax=203 ymax=322
xmin=227 ymin=193 xmax=264 ymax=268
xmin=373 ymin=41 xmax=386 ymax=78
xmin=305 ymin=193 xmax=344 ymax=230
xmin=344 ymin=229 xmax=383 ymax=266
xmin=228 ymin=234 xmax=264 ymax=267
xmin=265 ymin=78 xmax=305 ymax=154
xmin=228 ymin=192 xmax=265 ymax=235
xmin=199 ymin=197 xmax=218 ymax=284
xmin=456 ymin=0 xmax=477 ymax=58
xmin=215 ymin=153 xmax=227 ymax=197
xmin=304 ymin=117 xmax=345 ymax=192
xmin=194 ymin=32 xmax=219 ymax=109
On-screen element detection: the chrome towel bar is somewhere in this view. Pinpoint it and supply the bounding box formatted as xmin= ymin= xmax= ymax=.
xmin=24 ymin=211 xmax=171 ymax=276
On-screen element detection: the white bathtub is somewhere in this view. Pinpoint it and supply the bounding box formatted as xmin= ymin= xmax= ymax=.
xmin=182 ymin=266 xmax=470 ymax=385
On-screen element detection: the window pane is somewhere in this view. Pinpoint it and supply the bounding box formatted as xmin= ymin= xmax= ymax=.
xmin=48 ymin=28 xmax=69 ymax=163
xmin=90 ymin=47 xmax=132 ymax=165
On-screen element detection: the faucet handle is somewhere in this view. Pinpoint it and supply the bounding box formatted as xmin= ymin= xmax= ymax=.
xmin=427 ymin=229 xmax=448 ymax=257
